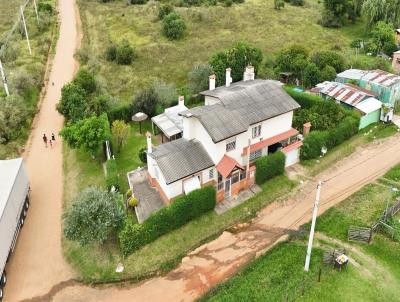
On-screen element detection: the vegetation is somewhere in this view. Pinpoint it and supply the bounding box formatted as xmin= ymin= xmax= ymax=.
xmin=162 ymin=12 xmax=187 ymax=40
xmin=132 ymin=87 xmax=160 ymax=117
xmin=119 ymin=186 xmax=216 ymax=256
xmin=63 ymin=187 xmax=125 ymax=245
xmin=57 ymin=83 xmax=88 ymax=122
xmin=255 ymin=151 xmax=285 ymax=185
xmin=105 ymin=159 xmax=120 ymax=191
xmin=158 ymin=4 xmax=174 ymax=20
xmin=187 ymin=63 xmax=213 ymax=94
xmin=362 ymin=0 xmax=400 ymax=28
xmin=0 ymin=95 xmax=28 ymax=143
xmin=111 ymin=120 xmax=130 ymax=153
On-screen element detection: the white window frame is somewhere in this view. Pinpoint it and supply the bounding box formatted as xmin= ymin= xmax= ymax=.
xmin=249 ymin=149 xmax=262 ymax=161
xmin=252 ymin=124 xmax=262 ymax=139
xmin=226 ymin=137 xmax=236 ymax=152
xmin=209 ymin=168 xmax=214 ymax=180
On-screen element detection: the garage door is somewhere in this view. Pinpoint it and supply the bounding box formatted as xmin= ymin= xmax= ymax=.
xmin=285 ymin=149 xmax=299 ymax=167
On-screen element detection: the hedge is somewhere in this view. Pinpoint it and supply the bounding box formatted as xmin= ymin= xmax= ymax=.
xmin=119 ymin=186 xmax=216 ymax=256
xmin=106 ymin=159 xmax=120 ymax=191
xmin=255 ymin=151 xmax=286 ymax=185
xmin=107 ymin=103 xmax=133 ymax=124
xmin=283 ymin=87 xmax=321 ymax=109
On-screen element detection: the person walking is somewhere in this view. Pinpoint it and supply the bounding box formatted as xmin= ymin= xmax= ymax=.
xmin=51 ymin=133 xmax=56 ymax=141
xmin=49 ymin=139 xmax=53 ymax=149
xmin=42 ymin=134 xmax=48 ymax=148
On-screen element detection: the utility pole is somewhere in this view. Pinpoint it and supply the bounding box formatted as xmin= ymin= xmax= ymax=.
xmin=20 ymin=6 xmax=32 ymax=55
xmin=0 ymin=59 xmax=10 ymax=96
xmin=304 ymin=180 xmax=322 ymax=272
xmin=33 ymin=0 xmax=40 ymax=26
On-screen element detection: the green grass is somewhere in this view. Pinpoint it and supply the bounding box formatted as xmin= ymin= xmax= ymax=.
xmin=77 ymin=0 xmax=366 ymax=102
xmin=199 ymin=177 xmax=400 ymax=301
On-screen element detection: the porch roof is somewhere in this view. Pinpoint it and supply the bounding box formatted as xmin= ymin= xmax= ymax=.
xmin=216 ymin=155 xmax=244 ymax=178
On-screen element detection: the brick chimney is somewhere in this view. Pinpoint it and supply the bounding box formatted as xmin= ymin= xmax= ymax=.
xmin=243 ymin=65 xmax=255 ymax=81
xmin=178 ymin=95 xmax=185 ymax=111
xmin=303 ymin=122 xmax=312 ymax=136
xmin=209 ymin=74 xmax=216 ymax=90
xmin=225 ymin=68 xmax=232 ymax=87
xmin=146 ymin=131 xmax=152 ymax=154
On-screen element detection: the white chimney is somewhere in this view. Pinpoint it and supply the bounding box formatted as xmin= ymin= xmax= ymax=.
xmin=243 ymin=65 xmax=255 ymax=81
xmin=178 ymin=95 xmax=185 ymax=110
xmin=146 ymin=132 xmax=152 ymax=154
xmin=225 ymin=68 xmax=232 ymax=87
xmin=209 ymin=74 xmax=216 ymax=90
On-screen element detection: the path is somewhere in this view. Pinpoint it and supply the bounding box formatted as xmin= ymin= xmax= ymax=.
xmin=2 ymin=0 xmax=80 ymax=301
xmin=49 ymin=135 xmax=400 ymax=301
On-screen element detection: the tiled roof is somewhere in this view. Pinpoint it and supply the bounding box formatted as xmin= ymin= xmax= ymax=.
xmin=149 ymin=139 xmax=214 ymax=184
xmin=181 ymin=80 xmax=300 ymax=143
xmin=216 ymin=155 xmax=244 ymax=178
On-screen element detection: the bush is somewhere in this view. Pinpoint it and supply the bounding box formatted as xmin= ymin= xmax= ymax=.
xmin=73 ymin=68 xmax=97 ymax=95
xmin=63 ymin=187 xmax=125 ymax=245
xmin=119 ymin=186 xmax=216 ymax=255
xmin=303 ymin=63 xmax=321 ymax=88
xmin=274 ymin=0 xmax=285 ymax=9
xmin=138 ymin=147 xmax=147 ymax=163
xmin=106 ymin=159 xmax=120 ymax=191
xmin=188 ymin=63 xmax=213 ymax=94
xmin=311 ymin=50 xmax=346 ymax=72
xmin=57 ymin=83 xmax=88 ymax=122
xmin=116 ymin=40 xmax=135 ymax=65
xmin=320 ymin=65 xmax=337 ymax=82
xmin=300 ymin=131 xmax=329 ymax=160
xmin=255 ymin=152 xmax=286 ymax=185
xmin=133 ymin=87 xmax=160 ymax=117
xmin=105 ymin=44 xmax=117 ymax=61
xmin=107 ymin=103 xmax=133 ymax=123
xmin=288 ymin=0 xmax=304 ymax=5
xmin=158 ymin=4 xmax=174 ymax=20
xmin=162 ymin=12 xmax=187 ymax=40
xmin=128 ymin=0 xmax=148 ymax=4
xmin=0 ymin=95 xmax=28 ymax=143
xmin=284 ymin=87 xmax=320 ymax=109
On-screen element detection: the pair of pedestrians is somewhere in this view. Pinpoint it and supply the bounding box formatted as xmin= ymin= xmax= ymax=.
xmin=42 ymin=133 xmax=56 ymax=148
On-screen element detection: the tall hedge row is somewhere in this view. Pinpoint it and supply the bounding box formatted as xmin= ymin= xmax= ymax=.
xmin=255 ymin=151 xmax=286 ymax=185
xmin=119 ymin=186 xmax=216 ymax=256
xmin=283 ymin=87 xmax=321 ymax=109
xmin=107 ymin=103 xmax=133 ymax=124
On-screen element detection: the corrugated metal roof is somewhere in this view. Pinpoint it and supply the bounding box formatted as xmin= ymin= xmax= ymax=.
xmin=338 ymin=69 xmax=400 ymax=88
xmin=319 ymin=82 xmax=374 ymax=106
xmin=355 ymin=97 xmax=382 ymax=114
xmin=0 ymin=158 xmax=23 ymax=220
xmin=187 ymin=80 xmax=300 ymax=143
xmin=149 ymin=139 xmax=214 ymax=184
xmin=151 ymin=104 xmax=188 ymax=138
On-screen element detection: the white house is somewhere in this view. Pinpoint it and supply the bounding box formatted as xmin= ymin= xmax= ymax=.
xmin=147 ymin=67 xmax=302 ymax=204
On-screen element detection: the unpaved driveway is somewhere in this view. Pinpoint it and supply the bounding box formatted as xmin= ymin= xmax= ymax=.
xmin=48 ymin=136 xmax=400 ymax=301
xmin=2 ymin=0 xmax=80 ymax=301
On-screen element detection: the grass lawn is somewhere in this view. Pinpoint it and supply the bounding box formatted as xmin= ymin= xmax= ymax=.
xmin=77 ymin=0 xmax=366 ymax=102
xmin=0 ymin=0 xmax=58 ymax=159
xmin=199 ymin=172 xmax=400 ymax=301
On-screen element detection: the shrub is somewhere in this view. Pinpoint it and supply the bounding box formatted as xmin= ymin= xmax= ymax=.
xmin=133 ymin=87 xmax=160 ymax=117
xmin=152 ymin=79 xmax=177 ymax=106
xmin=106 ymin=159 xmax=120 ymax=191
xmin=112 ymin=120 xmax=130 ymax=153
xmin=188 ymin=63 xmax=213 ymax=94
xmin=311 ymin=50 xmax=346 ymax=72
xmin=119 ymin=186 xmax=216 ymax=255
xmin=327 ymin=115 xmax=359 ymax=148
xmin=10 ymin=69 xmax=35 ymax=95
xmin=320 ymin=65 xmax=337 ymax=82
xmin=138 ymin=147 xmax=147 ymax=163
xmin=274 ymin=0 xmax=285 ymax=9
xmin=158 ymin=4 xmax=174 ymax=20
xmin=255 ymin=152 xmax=286 ymax=185
xmin=107 ymin=103 xmax=133 ymax=123
xmin=116 ymin=40 xmax=135 ymax=65
xmin=63 ymin=187 xmax=125 ymax=245
xmin=284 ymin=87 xmax=320 ymax=109
xmin=0 ymin=95 xmax=28 ymax=143
xmin=288 ymin=0 xmax=304 ymax=5
xmin=128 ymin=196 xmax=138 ymax=207
xmin=128 ymin=0 xmax=148 ymax=4
xmin=300 ymin=131 xmax=329 ymax=160
xmin=162 ymin=12 xmax=187 ymax=40
xmin=303 ymin=63 xmax=321 ymax=88
xmin=73 ymin=68 xmax=97 ymax=95
xmin=105 ymin=44 xmax=117 ymax=61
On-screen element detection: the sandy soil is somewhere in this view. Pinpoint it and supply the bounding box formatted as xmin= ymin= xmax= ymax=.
xmin=2 ymin=0 xmax=80 ymax=301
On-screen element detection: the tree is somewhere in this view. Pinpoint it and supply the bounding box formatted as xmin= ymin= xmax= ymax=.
xmin=320 ymin=0 xmax=350 ymax=28
xmin=60 ymin=114 xmax=111 ymax=156
xmin=88 ymin=94 xmax=111 ymax=116
xmin=133 ymin=87 xmax=160 ymax=117
xmin=63 ymin=187 xmax=124 ymax=245
xmin=162 ymin=12 xmax=187 ymax=40
xmin=73 ymin=68 xmax=97 ymax=95
xmin=274 ymin=0 xmax=284 ymax=9
xmin=320 ymin=65 xmax=337 ymax=81
xmin=362 ymin=0 xmax=400 ymax=28
xmin=371 ymin=21 xmax=396 ymax=53
xmin=275 ymin=44 xmax=309 ymax=80
xmin=0 ymin=95 xmax=28 ymax=143
xmin=57 ymin=83 xmax=88 ymax=122
xmin=209 ymin=42 xmax=263 ymax=86
xmin=311 ymin=50 xmax=346 ymax=72
xmin=188 ymin=63 xmax=213 ymax=94
xmin=303 ymin=63 xmax=321 ymax=88
xmin=112 ymin=120 xmax=130 ymax=153
xmin=116 ymin=40 xmax=135 ymax=65
xmin=152 ymin=79 xmax=177 ymax=106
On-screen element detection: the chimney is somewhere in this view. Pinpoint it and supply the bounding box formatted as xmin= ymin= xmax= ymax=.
xmin=243 ymin=65 xmax=255 ymax=81
xmin=209 ymin=74 xmax=216 ymax=91
xmin=303 ymin=122 xmax=312 ymax=136
xmin=225 ymin=68 xmax=232 ymax=87
xmin=178 ymin=95 xmax=185 ymax=110
xmin=146 ymin=131 xmax=152 ymax=154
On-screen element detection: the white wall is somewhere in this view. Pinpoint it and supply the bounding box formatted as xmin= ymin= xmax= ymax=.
xmin=202 ymin=167 xmax=216 ymax=183
xmin=285 ymin=149 xmax=300 ymax=167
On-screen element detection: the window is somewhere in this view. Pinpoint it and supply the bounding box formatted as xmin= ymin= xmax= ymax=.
xmin=209 ymin=168 xmax=214 ymax=179
xmin=252 ymin=125 xmax=261 ymax=138
xmin=231 ymin=172 xmax=239 ymax=184
xmin=249 ymin=149 xmax=262 ymax=161
xmin=217 ymin=173 xmax=224 ymax=191
xmin=240 ymin=170 xmax=247 ymax=181
xmin=226 ymin=137 xmax=236 ymax=152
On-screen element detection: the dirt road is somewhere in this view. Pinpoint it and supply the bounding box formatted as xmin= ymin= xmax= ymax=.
xmin=2 ymin=0 xmax=80 ymax=301
xmin=49 ymin=135 xmax=400 ymax=301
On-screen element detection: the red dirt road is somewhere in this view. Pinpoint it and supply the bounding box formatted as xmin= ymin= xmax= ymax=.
xmin=2 ymin=0 xmax=80 ymax=301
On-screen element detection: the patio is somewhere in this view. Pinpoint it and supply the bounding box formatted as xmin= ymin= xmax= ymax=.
xmin=127 ymin=168 xmax=165 ymax=223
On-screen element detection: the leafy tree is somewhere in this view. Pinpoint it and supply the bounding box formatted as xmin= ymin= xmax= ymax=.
xmin=320 ymin=65 xmax=337 ymax=81
xmin=116 ymin=40 xmax=135 ymax=65
xmin=209 ymin=42 xmax=263 ymax=86
xmin=60 ymin=114 xmax=111 ymax=155
xmin=133 ymin=87 xmax=160 ymax=117
xmin=73 ymin=68 xmax=97 ymax=95
xmin=362 ymin=0 xmax=400 ymax=28
xmin=158 ymin=4 xmax=174 ymax=20
xmin=63 ymin=187 xmax=124 ymax=245
xmin=274 ymin=0 xmax=285 ymax=10
xmin=320 ymin=0 xmax=349 ymax=28
xmin=152 ymin=79 xmax=177 ymax=106
xmin=371 ymin=21 xmax=396 ymax=53
xmin=311 ymin=50 xmax=346 ymax=72
xmin=88 ymin=94 xmax=111 ymax=116
xmin=57 ymin=83 xmax=87 ymax=122
xmin=188 ymin=63 xmax=213 ymax=94
xmin=162 ymin=12 xmax=187 ymax=40
xmin=275 ymin=44 xmax=309 ymax=80
xmin=111 ymin=120 xmax=130 ymax=153
xmin=303 ymin=63 xmax=321 ymax=88
xmin=0 ymin=95 xmax=28 ymax=143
